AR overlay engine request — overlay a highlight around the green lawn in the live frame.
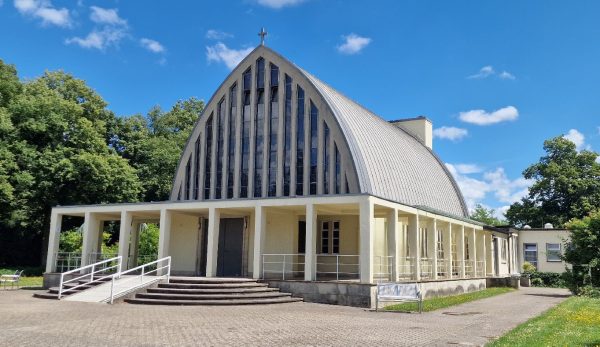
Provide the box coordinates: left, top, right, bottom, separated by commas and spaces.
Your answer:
0, 267, 44, 289
384, 287, 514, 312
488, 296, 600, 347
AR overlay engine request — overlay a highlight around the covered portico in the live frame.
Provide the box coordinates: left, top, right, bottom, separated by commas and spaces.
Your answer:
45, 194, 494, 285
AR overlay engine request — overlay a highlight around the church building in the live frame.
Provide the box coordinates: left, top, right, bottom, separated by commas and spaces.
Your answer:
43, 44, 519, 306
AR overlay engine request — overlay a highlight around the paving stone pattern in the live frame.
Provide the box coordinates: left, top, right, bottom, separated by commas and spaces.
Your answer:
0, 287, 569, 347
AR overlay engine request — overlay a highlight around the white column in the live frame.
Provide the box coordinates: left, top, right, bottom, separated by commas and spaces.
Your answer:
408, 214, 420, 281
158, 209, 172, 259
387, 208, 399, 281
252, 206, 266, 279
359, 198, 374, 283
118, 211, 133, 271
45, 211, 62, 273
81, 212, 101, 266
431, 219, 438, 280
304, 203, 317, 281
458, 225, 465, 278
205, 207, 220, 277
445, 223, 453, 279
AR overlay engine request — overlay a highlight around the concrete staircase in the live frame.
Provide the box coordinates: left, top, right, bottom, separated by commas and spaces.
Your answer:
33, 277, 111, 300
125, 277, 302, 305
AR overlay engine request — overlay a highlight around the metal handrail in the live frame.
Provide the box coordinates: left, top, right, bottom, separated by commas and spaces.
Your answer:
108, 256, 171, 304
374, 255, 394, 281
262, 254, 305, 280
316, 254, 359, 281
58, 256, 122, 299
54, 252, 82, 272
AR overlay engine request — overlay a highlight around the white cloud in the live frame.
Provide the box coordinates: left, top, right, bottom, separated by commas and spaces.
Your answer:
89, 6, 126, 26
206, 29, 233, 40
468, 65, 494, 79
65, 27, 126, 50
468, 65, 516, 80
140, 38, 165, 53
459, 106, 519, 126
256, 0, 305, 9
446, 163, 532, 213
337, 33, 371, 55
563, 129, 586, 151
206, 43, 253, 70
499, 71, 515, 80
454, 164, 483, 175
14, 0, 72, 27
432, 126, 468, 141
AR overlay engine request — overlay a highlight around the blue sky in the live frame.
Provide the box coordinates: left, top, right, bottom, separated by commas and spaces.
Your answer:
2, 0, 599, 218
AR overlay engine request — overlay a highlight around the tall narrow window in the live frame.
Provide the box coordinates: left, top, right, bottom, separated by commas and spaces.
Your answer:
254, 58, 265, 197
323, 122, 330, 194
334, 144, 340, 194
309, 101, 318, 195
344, 173, 350, 194
215, 99, 226, 199
464, 236, 470, 260
184, 158, 191, 200
227, 84, 237, 199
524, 243, 537, 268
295, 87, 305, 195
436, 229, 444, 259
193, 138, 201, 199
283, 75, 292, 196
321, 221, 329, 254
240, 69, 251, 198
420, 228, 428, 258
267, 64, 279, 197
332, 221, 340, 254
203, 113, 214, 199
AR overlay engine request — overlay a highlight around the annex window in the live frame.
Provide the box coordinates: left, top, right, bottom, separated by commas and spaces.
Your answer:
320, 221, 340, 254
240, 68, 252, 198
323, 122, 330, 194
283, 75, 292, 196
546, 243, 561, 262
524, 243, 538, 268
309, 101, 318, 195
215, 98, 226, 199
295, 87, 305, 195
203, 113, 214, 199
254, 58, 265, 198
227, 83, 237, 199
267, 64, 279, 197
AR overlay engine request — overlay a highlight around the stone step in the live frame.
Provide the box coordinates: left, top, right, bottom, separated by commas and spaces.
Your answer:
168, 277, 258, 284
47, 284, 93, 294
136, 292, 291, 301
32, 292, 62, 300
159, 282, 268, 289
147, 287, 279, 295
124, 297, 303, 306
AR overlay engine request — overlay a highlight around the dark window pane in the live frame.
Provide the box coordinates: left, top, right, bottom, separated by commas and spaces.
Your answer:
193, 138, 201, 199
334, 144, 340, 194
254, 58, 265, 197
215, 99, 226, 199
297, 221, 306, 253
185, 157, 191, 200
267, 64, 279, 197
296, 86, 305, 195
240, 70, 252, 198
323, 122, 330, 194
227, 83, 237, 198
204, 113, 214, 199
309, 101, 318, 195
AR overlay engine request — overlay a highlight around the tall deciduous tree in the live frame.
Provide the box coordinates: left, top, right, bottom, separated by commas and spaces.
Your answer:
470, 204, 505, 226
563, 210, 600, 293
506, 136, 600, 227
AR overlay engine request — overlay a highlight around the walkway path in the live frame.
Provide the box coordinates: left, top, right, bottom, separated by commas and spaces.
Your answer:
0, 287, 569, 346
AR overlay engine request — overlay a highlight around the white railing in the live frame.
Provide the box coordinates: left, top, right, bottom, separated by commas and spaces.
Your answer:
316, 254, 359, 281
374, 256, 394, 281
452, 259, 462, 277
58, 256, 122, 299
108, 256, 171, 304
128, 254, 158, 269
398, 257, 415, 280
54, 252, 82, 272
88, 252, 117, 264
436, 259, 450, 279
476, 261, 485, 277
420, 258, 433, 279
464, 260, 475, 278
262, 254, 305, 280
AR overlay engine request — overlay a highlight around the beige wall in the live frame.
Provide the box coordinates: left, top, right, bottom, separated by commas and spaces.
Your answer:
168, 213, 200, 274
518, 229, 570, 273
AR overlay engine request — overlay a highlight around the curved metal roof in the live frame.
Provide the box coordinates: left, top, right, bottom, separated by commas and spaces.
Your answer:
300, 68, 469, 217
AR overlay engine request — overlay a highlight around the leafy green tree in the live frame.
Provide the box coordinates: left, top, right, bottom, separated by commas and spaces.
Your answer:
58, 228, 83, 253
138, 223, 159, 257
563, 210, 600, 294
506, 136, 600, 227
470, 204, 505, 226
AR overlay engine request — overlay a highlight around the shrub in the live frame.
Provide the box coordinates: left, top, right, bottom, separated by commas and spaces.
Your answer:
531, 278, 544, 287
578, 285, 600, 298
522, 262, 537, 275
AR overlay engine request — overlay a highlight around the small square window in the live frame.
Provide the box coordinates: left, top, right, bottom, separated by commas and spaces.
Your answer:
546, 243, 561, 262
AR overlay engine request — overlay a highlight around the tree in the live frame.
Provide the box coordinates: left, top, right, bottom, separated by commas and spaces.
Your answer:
563, 210, 600, 294
506, 136, 600, 227
470, 204, 505, 226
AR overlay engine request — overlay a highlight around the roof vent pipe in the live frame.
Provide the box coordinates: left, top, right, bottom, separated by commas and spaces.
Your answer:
544, 223, 553, 229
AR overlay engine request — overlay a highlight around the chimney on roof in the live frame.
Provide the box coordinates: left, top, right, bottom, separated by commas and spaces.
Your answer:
390, 116, 433, 150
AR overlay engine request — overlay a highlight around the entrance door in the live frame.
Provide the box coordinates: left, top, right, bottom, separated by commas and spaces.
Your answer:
217, 218, 244, 277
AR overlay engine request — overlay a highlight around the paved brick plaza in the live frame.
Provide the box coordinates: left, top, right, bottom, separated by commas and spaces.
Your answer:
0, 287, 569, 347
